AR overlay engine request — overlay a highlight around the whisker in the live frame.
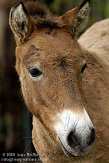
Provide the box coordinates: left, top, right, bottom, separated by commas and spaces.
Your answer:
18, 137, 32, 143
74, 117, 79, 130
32, 132, 58, 145
63, 112, 69, 132
79, 124, 87, 136
23, 139, 32, 153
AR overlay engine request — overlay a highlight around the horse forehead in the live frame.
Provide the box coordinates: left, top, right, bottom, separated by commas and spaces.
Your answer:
28, 30, 76, 51
18, 31, 80, 61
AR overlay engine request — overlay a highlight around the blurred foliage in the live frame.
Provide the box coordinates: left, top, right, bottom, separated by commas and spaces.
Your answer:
41, 0, 109, 27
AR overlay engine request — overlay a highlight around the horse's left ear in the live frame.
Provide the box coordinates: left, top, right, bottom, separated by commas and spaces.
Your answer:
59, 0, 90, 37
9, 2, 32, 43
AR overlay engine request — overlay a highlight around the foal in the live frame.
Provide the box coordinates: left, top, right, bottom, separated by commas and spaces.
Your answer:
9, 0, 109, 162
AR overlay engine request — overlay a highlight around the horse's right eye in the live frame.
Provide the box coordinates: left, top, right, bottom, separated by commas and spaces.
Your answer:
29, 67, 42, 79
81, 63, 87, 74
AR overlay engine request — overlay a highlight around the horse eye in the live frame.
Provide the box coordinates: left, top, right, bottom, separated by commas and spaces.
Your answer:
81, 63, 87, 74
29, 67, 42, 78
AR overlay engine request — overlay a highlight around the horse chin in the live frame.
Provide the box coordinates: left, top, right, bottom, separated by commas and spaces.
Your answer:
58, 138, 91, 158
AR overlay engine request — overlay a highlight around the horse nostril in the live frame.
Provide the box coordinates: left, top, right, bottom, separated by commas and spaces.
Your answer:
67, 131, 80, 148
87, 128, 96, 146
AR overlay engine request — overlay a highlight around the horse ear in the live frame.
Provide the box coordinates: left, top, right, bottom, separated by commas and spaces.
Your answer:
9, 2, 32, 43
59, 0, 90, 37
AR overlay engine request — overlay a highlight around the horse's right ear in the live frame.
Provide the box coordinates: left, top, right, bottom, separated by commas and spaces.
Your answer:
9, 2, 32, 43
59, 0, 90, 38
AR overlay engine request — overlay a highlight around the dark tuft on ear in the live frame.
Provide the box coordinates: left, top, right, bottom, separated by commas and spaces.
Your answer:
79, 0, 90, 9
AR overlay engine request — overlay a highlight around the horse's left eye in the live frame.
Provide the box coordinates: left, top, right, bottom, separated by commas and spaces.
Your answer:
81, 63, 87, 74
29, 67, 42, 78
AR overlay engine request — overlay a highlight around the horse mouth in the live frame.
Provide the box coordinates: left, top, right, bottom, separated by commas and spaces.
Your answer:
58, 138, 72, 157
58, 137, 91, 157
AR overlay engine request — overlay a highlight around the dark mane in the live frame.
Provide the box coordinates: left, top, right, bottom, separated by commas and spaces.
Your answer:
24, 0, 50, 19
24, 0, 61, 29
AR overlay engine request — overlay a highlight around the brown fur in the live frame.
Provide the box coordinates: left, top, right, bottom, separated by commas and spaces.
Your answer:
10, 0, 109, 162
